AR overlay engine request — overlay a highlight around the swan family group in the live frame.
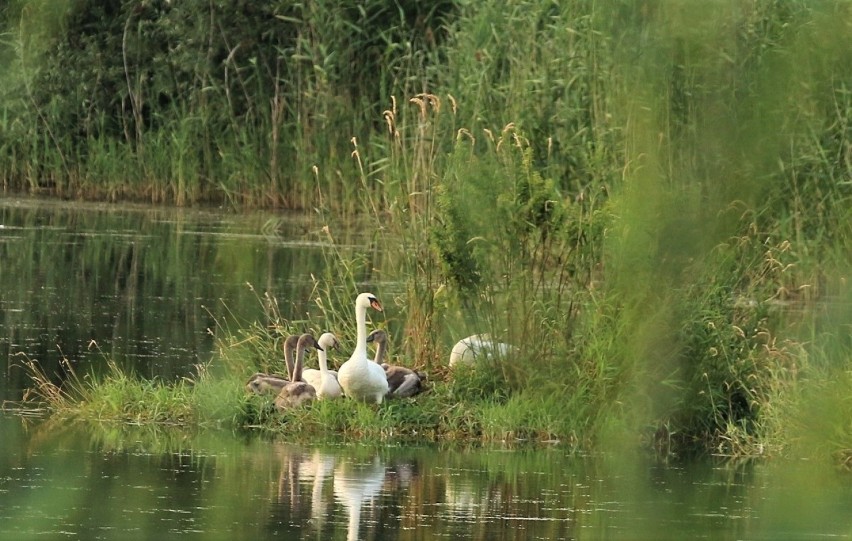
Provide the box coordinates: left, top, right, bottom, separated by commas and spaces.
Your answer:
245, 292, 427, 410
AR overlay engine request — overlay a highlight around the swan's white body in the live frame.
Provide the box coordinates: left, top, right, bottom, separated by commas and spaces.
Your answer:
337, 293, 389, 404
305, 332, 343, 400
449, 334, 516, 367
302, 365, 338, 391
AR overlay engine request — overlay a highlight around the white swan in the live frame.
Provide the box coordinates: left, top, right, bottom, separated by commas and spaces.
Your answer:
337, 292, 389, 404
448, 333, 516, 368
275, 333, 320, 410
303, 332, 343, 400
367, 329, 427, 398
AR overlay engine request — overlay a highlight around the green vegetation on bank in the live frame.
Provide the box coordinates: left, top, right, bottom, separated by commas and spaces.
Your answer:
7, 1, 851, 462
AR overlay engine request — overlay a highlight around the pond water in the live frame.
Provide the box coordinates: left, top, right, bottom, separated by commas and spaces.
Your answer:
0, 197, 347, 402
1, 197, 851, 540
2, 416, 851, 540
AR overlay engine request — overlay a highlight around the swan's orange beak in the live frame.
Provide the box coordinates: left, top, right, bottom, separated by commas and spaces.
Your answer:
370, 298, 383, 312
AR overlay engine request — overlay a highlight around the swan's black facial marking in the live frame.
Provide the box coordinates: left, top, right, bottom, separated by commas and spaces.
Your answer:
369, 297, 383, 312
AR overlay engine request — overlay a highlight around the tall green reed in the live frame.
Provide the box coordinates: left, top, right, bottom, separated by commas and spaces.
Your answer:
7, 0, 850, 458
596, 0, 851, 456
0, 0, 453, 208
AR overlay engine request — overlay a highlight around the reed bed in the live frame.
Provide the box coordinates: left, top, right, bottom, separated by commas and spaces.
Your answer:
6, 1, 851, 461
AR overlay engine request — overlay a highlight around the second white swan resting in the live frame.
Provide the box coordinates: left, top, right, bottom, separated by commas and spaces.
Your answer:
337, 292, 389, 404
366, 329, 426, 398
448, 334, 516, 368
303, 332, 343, 400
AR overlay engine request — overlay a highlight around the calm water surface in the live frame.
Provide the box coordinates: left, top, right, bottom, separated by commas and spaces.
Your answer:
0, 197, 348, 401
1, 417, 850, 540
1, 198, 851, 540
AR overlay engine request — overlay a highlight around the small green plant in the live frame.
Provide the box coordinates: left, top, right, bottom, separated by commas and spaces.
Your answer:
22, 353, 240, 427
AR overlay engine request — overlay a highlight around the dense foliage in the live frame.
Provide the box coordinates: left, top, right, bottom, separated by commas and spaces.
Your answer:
7, 1, 850, 459
1, 0, 454, 204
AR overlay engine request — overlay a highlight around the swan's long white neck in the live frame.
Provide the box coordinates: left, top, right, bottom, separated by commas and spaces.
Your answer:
355, 302, 368, 364
318, 349, 329, 374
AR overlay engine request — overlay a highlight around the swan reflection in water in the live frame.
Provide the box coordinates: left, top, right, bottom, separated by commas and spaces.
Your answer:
272, 445, 339, 530
333, 454, 387, 541
271, 446, 416, 540
299, 449, 337, 527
